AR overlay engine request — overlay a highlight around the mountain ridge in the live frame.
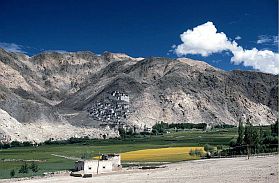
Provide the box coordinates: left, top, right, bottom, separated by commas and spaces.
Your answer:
0, 49, 277, 142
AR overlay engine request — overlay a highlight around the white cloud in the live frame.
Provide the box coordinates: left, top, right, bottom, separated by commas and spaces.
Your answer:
273, 36, 278, 45
45, 50, 70, 54
230, 45, 279, 74
256, 35, 272, 44
174, 22, 279, 74
0, 42, 26, 53
257, 35, 278, 45
235, 36, 242, 40
175, 22, 231, 56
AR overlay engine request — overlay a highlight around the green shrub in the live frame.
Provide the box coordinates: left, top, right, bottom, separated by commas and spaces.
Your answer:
204, 144, 214, 152
11, 141, 22, 147
10, 169, 15, 177
22, 141, 32, 147
229, 139, 237, 147
189, 149, 203, 156
18, 163, 28, 174
29, 162, 38, 173
217, 145, 223, 151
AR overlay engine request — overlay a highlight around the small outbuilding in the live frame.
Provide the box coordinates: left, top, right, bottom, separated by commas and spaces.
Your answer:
72, 154, 121, 177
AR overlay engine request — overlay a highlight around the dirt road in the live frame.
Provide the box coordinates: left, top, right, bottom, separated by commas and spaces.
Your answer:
2, 155, 278, 183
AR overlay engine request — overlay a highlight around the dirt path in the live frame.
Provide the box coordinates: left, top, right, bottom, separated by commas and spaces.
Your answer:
2, 155, 278, 183
51, 154, 80, 160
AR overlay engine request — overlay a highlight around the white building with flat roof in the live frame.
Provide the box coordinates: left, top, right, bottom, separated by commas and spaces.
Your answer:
72, 154, 121, 177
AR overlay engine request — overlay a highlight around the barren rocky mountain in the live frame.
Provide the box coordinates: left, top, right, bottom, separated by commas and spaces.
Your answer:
0, 48, 277, 142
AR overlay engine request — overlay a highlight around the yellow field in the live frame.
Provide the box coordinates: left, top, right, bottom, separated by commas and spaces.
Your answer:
120, 147, 205, 162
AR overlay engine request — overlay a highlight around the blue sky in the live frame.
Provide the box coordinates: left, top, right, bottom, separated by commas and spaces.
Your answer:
0, 0, 278, 73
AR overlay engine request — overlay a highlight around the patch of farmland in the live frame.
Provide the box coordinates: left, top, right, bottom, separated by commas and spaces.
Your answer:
120, 147, 205, 162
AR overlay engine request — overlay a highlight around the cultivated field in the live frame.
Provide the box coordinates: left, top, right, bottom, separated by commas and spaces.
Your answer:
120, 146, 205, 161
0, 129, 237, 179
1, 156, 277, 183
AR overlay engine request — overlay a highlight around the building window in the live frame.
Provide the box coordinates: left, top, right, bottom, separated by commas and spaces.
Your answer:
88, 167, 92, 170
103, 166, 106, 169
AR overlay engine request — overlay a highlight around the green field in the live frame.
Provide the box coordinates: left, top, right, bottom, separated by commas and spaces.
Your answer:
0, 128, 237, 179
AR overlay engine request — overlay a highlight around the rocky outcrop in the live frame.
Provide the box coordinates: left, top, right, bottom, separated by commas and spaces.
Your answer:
0, 48, 277, 142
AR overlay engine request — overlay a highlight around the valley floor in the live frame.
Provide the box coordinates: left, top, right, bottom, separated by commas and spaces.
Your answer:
2, 155, 278, 183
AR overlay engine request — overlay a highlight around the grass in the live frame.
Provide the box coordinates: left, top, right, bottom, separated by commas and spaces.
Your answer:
0, 128, 237, 179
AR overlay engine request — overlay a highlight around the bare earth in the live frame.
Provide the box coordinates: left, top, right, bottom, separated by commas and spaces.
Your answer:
2, 156, 278, 183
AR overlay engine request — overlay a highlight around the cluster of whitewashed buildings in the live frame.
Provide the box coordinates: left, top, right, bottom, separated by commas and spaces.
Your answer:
87, 91, 130, 125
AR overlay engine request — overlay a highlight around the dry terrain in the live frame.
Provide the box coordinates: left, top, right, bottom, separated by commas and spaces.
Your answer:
0, 48, 278, 142
2, 156, 278, 183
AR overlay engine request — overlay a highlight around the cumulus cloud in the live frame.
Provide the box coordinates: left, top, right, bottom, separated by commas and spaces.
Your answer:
0, 42, 26, 53
175, 22, 231, 56
174, 21, 279, 74
230, 45, 279, 74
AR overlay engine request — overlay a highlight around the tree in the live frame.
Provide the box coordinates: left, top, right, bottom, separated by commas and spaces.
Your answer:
217, 145, 223, 156
204, 144, 214, 158
29, 162, 38, 173
229, 139, 237, 147
252, 127, 260, 148
204, 144, 214, 153
244, 122, 260, 156
259, 126, 264, 143
3, 143, 10, 149
118, 127, 126, 139
271, 120, 278, 136
133, 125, 137, 134
151, 129, 158, 135
263, 135, 278, 152
18, 163, 29, 174
126, 128, 133, 136
237, 120, 244, 145
22, 141, 32, 147
11, 141, 22, 147
152, 121, 168, 134
244, 122, 253, 145
10, 169, 15, 177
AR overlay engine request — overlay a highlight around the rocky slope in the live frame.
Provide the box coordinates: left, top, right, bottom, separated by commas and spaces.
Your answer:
0, 48, 277, 142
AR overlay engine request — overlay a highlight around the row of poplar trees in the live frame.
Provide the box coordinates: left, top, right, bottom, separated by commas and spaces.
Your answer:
234, 116, 278, 156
